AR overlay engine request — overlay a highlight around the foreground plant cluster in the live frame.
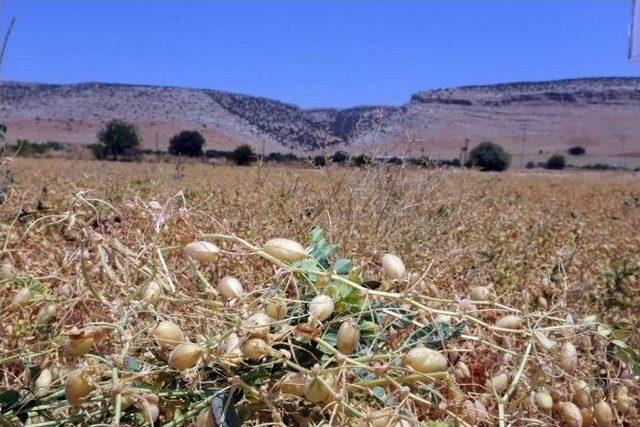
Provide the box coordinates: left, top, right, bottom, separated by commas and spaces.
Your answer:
1, 159, 639, 426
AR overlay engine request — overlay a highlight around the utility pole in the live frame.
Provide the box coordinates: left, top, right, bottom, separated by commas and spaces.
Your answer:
459, 139, 469, 165
519, 123, 528, 169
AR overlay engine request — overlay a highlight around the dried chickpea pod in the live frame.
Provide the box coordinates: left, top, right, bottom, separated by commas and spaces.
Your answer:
336, 318, 360, 354
168, 343, 203, 370
308, 295, 334, 322
184, 241, 220, 262
534, 391, 553, 411
265, 299, 287, 320
558, 342, 578, 372
65, 369, 94, 405
219, 276, 244, 300
558, 402, 582, 427
152, 321, 186, 348
242, 313, 272, 336
381, 253, 406, 280
486, 373, 509, 394
594, 400, 613, 427
242, 338, 268, 360
403, 347, 448, 374
264, 238, 307, 262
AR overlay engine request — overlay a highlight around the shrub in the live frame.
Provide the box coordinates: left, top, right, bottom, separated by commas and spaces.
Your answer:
168, 131, 205, 157
568, 146, 586, 156
387, 157, 403, 165
352, 154, 374, 167
265, 152, 300, 163
312, 155, 326, 167
331, 151, 349, 164
8, 140, 65, 156
407, 157, 433, 168
525, 161, 536, 169
229, 144, 256, 166
96, 120, 141, 158
205, 149, 231, 159
546, 154, 566, 170
440, 158, 461, 167
88, 144, 107, 160
467, 142, 511, 171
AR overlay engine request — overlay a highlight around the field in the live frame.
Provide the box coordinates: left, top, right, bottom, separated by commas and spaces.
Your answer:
1, 158, 639, 426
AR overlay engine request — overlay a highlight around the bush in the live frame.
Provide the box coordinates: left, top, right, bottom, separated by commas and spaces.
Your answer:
467, 142, 511, 171
169, 131, 205, 157
88, 144, 107, 160
440, 158, 461, 167
265, 152, 300, 163
568, 146, 586, 156
387, 157, 404, 165
331, 151, 349, 164
229, 144, 256, 166
525, 161, 536, 169
205, 149, 231, 159
407, 157, 433, 168
312, 155, 326, 167
96, 120, 141, 158
546, 154, 566, 170
352, 154, 374, 167
8, 140, 65, 156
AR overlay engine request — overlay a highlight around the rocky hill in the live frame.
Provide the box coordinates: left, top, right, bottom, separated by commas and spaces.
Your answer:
2, 77, 640, 158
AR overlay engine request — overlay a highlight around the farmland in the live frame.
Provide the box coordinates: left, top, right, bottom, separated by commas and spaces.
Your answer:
1, 158, 639, 426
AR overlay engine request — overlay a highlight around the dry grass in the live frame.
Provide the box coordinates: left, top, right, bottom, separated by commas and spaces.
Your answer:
1, 158, 639, 426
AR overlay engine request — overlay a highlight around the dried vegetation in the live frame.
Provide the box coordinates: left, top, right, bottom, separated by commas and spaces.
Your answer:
1, 158, 639, 426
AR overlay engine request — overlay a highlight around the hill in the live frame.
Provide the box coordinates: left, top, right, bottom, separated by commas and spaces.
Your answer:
2, 77, 640, 158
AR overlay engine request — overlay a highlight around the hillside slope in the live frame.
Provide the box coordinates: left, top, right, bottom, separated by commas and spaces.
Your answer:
2, 77, 640, 158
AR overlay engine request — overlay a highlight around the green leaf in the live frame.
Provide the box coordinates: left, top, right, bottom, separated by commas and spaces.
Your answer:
123, 356, 143, 372
406, 322, 466, 348
307, 227, 338, 268
333, 258, 352, 275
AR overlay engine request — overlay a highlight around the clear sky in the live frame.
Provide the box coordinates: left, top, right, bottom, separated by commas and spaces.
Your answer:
1, 0, 638, 108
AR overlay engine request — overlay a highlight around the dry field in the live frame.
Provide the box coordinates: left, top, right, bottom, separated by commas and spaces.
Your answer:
1, 158, 639, 426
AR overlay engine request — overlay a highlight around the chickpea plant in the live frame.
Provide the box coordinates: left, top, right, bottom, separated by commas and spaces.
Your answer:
1, 215, 638, 426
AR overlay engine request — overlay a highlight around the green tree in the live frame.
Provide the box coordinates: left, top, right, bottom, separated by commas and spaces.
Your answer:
353, 154, 374, 167
312, 155, 327, 167
567, 146, 586, 156
229, 144, 256, 166
169, 130, 205, 157
331, 151, 349, 164
96, 120, 140, 158
546, 154, 566, 170
467, 142, 511, 171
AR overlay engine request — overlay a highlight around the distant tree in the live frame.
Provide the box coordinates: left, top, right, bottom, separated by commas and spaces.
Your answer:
387, 156, 403, 165
440, 158, 461, 167
205, 149, 231, 159
265, 152, 285, 162
546, 154, 566, 170
168, 130, 205, 157
312, 155, 326, 167
96, 120, 140, 158
331, 151, 349, 164
353, 154, 374, 167
525, 161, 536, 169
467, 142, 511, 171
229, 144, 256, 166
567, 146, 586, 156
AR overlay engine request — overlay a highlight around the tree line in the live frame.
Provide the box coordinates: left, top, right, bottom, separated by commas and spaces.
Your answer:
9, 119, 600, 171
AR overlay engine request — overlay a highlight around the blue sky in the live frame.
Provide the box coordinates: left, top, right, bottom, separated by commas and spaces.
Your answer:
1, 0, 638, 108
